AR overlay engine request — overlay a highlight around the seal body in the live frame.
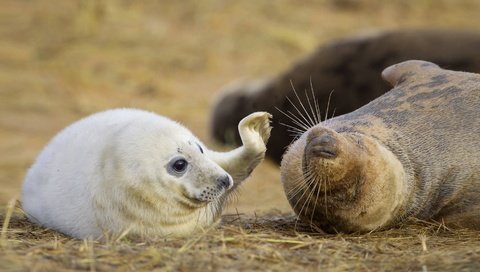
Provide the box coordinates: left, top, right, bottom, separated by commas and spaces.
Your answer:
210, 29, 480, 164
22, 109, 271, 239
280, 60, 480, 232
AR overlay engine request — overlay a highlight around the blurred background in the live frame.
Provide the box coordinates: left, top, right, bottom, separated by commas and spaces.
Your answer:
1, 0, 480, 214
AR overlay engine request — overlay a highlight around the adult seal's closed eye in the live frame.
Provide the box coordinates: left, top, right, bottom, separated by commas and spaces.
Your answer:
280, 60, 480, 233
22, 109, 272, 239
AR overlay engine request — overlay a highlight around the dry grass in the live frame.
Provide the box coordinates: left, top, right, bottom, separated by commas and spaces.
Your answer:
2, 0, 480, 270
2, 202, 480, 271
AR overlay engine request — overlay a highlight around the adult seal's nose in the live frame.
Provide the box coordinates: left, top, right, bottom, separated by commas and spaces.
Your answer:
217, 175, 232, 190
307, 134, 338, 159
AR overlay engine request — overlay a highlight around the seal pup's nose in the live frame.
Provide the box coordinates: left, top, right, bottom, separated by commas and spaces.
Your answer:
217, 175, 232, 190
307, 133, 338, 159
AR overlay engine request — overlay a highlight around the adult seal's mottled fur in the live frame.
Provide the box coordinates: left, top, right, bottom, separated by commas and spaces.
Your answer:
210, 29, 480, 164
280, 60, 480, 233
22, 109, 271, 239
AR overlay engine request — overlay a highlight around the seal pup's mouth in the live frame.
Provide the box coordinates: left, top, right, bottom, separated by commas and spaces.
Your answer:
179, 192, 211, 208
197, 175, 232, 202
184, 175, 233, 206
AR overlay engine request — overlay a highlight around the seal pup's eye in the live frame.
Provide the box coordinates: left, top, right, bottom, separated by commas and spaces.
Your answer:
172, 159, 188, 172
168, 157, 189, 176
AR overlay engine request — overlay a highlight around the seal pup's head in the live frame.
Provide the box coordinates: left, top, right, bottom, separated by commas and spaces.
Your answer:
280, 117, 407, 233
95, 114, 234, 237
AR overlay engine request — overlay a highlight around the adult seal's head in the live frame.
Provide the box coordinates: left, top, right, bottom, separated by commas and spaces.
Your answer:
281, 60, 480, 233
22, 109, 272, 239
281, 124, 406, 233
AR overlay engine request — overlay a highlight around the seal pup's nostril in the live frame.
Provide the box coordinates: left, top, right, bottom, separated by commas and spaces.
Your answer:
217, 175, 232, 190
309, 134, 338, 159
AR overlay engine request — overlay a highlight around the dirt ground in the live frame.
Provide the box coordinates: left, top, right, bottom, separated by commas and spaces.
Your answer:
1, 0, 480, 271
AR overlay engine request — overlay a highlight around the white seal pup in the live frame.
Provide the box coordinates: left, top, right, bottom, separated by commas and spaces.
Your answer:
22, 108, 272, 239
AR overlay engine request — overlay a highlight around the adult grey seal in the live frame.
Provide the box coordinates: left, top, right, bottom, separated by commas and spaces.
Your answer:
22, 109, 272, 239
280, 60, 480, 233
210, 29, 480, 164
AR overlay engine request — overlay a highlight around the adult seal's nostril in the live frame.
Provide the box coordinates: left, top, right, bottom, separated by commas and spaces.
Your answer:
217, 175, 232, 190
308, 134, 338, 159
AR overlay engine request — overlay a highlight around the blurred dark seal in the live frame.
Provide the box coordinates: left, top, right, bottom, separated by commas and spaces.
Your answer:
280, 60, 480, 233
210, 29, 480, 164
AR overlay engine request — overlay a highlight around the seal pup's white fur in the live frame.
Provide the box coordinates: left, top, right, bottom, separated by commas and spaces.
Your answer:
22, 108, 271, 239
